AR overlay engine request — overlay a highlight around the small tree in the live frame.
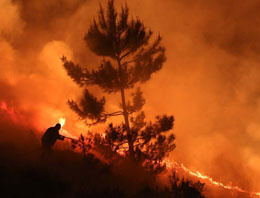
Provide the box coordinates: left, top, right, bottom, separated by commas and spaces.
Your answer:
62, 0, 175, 172
170, 172, 206, 198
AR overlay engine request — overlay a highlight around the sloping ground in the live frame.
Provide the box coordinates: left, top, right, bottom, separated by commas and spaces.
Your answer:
0, 141, 206, 198
0, 141, 154, 198
0, 114, 205, 198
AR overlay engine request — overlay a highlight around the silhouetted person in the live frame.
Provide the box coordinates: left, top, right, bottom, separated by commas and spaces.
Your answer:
41, 123, 64, 156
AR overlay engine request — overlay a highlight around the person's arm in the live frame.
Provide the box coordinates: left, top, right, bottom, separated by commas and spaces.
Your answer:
56, 130, 65, 141
58, 134, 65, 141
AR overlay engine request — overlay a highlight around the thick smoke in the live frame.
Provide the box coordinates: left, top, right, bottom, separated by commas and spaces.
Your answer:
128, 0, 260, 193
0, 0, 260, 196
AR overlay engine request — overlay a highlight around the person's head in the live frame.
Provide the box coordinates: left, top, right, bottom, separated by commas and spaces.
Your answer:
55, 123, 61, 130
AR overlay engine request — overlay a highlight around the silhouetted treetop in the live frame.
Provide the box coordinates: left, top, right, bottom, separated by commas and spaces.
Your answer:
85, 1, 152, 59
63, 0, 165, 94
62, 0, 173, 163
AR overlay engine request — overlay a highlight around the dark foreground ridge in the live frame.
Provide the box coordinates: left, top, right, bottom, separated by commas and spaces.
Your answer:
0, 142, 206, 198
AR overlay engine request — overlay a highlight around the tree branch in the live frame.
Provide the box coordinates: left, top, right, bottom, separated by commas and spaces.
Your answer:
103, 111, 124, 117
121, 59, 137, 66
119, 50, 132, 61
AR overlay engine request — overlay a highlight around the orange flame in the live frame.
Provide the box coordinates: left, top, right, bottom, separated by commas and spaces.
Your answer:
57, 117, 260, 197
58, 117, 78, 139
164, 159, 260, 197
59, 117, 66, 128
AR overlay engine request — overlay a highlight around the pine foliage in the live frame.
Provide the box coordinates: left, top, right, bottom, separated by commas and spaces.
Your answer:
62, 0, 166, 125
62, 0, 175, 173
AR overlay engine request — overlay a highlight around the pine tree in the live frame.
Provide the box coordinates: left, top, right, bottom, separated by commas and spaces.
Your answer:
62, 0, 175, 168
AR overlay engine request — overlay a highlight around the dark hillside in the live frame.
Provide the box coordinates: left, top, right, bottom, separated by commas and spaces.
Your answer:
0, 139, 205, 198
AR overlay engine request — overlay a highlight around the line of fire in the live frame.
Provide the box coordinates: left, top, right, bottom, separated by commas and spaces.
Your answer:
1, 0, 260, 198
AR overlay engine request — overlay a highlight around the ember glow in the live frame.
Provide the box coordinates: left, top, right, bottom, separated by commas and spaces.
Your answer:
164, 159, 260, 197
55, 119, 260, 197
1, 0, 260, 197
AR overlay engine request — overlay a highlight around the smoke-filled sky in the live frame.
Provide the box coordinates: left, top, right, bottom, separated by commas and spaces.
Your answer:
1, 0, 260, 195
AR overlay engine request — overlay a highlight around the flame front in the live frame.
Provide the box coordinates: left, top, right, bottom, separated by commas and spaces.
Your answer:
58, 116, 260, 197
164, 159, 260, 197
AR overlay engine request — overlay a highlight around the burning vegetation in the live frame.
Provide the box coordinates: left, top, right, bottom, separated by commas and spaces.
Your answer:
0, 0, 260, 197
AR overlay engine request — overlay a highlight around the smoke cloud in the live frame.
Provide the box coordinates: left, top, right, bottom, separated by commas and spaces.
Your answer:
1, 0, 260, 196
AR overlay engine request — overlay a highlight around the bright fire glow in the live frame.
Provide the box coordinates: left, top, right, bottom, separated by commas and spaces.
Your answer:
57, 117, 260, 197
58, 117, 78, 139
59, 117, 66, 128
164, 159, 260, 197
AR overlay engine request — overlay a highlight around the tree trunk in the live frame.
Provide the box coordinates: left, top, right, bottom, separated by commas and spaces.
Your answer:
117, 58, 134, 158
120, 88, 134, 157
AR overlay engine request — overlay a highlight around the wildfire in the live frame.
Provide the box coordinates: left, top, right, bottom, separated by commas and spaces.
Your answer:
164, 159, 260, 197
59, 117, 66, 127
0, 101, 17, 122
58, 117, 78, 139
59, 117, 260, 197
